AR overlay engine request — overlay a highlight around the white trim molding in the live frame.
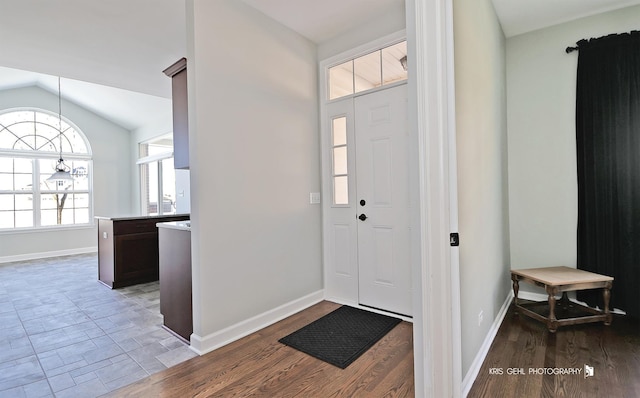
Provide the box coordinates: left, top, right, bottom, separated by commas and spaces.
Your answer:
407, 0, 460, 396
461, 292, 513, 397
318, 31, 409, 320
326, 296, 414, 324
319, 30, 407, 104
0, 246, 97, 264
189, 290, 324, 356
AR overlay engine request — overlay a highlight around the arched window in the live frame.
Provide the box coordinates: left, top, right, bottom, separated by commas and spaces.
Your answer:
0, 108, 92, 229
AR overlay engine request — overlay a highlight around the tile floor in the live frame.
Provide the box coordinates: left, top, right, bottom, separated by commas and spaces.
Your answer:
0, 253, 197, 397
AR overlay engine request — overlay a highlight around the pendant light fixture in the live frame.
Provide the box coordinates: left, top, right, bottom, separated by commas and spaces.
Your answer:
46, 77, 74, 184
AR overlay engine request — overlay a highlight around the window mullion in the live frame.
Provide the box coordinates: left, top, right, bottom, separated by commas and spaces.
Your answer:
140, 164, 148, 214
379, 50, 383, 88
33, 158, 41, 227
157, 160, 164, 215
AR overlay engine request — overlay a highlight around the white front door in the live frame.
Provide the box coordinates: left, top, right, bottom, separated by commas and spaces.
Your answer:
322, 84, 411, 317
355, 84, 411, 316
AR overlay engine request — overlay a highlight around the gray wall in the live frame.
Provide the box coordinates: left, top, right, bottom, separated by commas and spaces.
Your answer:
453, 0, 511, 376
316, 2, 406, 60
507, 5, 640, 274
0, 86, 133, 261
187, 0, 321, 342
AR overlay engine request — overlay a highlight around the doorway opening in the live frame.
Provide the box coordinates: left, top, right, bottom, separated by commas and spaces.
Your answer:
321, 36, 411, 317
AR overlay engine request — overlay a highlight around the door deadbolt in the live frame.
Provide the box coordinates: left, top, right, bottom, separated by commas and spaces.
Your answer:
360, 199, 366, 206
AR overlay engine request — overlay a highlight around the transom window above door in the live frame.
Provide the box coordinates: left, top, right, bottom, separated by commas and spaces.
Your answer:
328, 41, 407, 100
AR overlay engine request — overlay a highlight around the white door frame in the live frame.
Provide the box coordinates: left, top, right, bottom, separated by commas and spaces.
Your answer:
319, 31, 410, 312
407, 0, 461, 396
319, 0, 461, 393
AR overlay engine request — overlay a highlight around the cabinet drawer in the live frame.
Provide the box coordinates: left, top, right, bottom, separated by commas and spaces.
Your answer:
113, 220, 158, 235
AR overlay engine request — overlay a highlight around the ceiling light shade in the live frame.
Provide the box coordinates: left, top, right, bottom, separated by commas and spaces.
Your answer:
400, 55, 407, 71
46, 158, 74, 183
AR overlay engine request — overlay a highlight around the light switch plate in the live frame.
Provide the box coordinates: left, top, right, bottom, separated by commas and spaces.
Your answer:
309, 192, 321, 204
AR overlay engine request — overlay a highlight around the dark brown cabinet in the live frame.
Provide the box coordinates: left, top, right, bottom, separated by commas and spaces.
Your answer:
158, 223, 192, 342
163, 58, 189, 170
97, 215, 189, 288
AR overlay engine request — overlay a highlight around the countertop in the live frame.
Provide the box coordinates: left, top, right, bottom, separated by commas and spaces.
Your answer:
95, 214, 190, 221
156, 220, 191, 231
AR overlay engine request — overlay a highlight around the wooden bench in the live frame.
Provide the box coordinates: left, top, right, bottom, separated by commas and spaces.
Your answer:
510, 266, 613, 333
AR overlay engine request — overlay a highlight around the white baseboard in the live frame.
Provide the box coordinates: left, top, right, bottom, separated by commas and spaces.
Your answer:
461, 291, 513, 397
0, 247, 97, 264
517, 290, 547, 302
189, 290, 325, 356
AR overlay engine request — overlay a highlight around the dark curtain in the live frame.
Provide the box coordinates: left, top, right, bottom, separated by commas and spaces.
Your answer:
575, 31, 640, 317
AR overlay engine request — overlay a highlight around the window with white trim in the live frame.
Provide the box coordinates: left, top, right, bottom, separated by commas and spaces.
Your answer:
0, 109, 92, 230
138, 134, 176, 216
328, 40, 408, 100
332, 116, 349, 205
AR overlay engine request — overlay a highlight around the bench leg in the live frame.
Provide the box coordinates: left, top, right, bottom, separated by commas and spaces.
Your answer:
560, 292, 570, 311
603, 282, 612, 326
511, 275, 519, 308
546, 285, 558, 333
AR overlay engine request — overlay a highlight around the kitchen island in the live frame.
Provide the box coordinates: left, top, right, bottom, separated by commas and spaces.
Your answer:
96, 214, 189, 288
157, 220, 192, 342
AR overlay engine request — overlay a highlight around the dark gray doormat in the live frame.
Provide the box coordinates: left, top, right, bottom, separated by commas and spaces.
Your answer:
278, 305, 402, 369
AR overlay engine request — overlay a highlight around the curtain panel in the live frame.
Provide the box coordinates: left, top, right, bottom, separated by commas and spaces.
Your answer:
575, 31, 640, 317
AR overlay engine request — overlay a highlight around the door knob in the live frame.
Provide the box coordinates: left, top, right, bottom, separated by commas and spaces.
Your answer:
360, 199, 366, 206
358, 213, 368, 221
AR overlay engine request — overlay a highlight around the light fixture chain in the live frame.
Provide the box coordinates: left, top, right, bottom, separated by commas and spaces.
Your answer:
58, 76, 62, 155
46, 76, 73, 185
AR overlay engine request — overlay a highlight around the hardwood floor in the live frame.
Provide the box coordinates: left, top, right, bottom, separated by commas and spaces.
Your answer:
468, 302, 640, 398
105, 301, 414, 397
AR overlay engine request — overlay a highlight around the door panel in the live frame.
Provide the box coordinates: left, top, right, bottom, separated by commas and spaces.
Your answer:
333, 223, 353, 276
372, 227, 394, 284
371, 138, 393, 205
356, 84, 411, 316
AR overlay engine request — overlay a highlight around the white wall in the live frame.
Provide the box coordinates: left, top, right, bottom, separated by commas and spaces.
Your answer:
453, 0, 511, 376
317, 2, 406, 60
507, 5, 640, 273
186, 0, 321, 349
0, 86, 133, 261
174, 169, 191, 214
